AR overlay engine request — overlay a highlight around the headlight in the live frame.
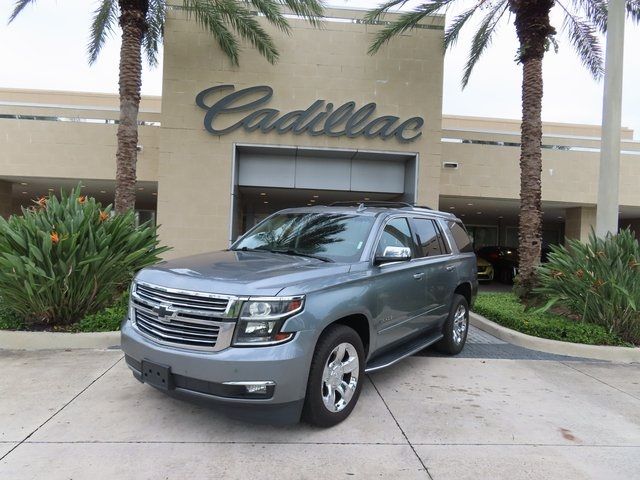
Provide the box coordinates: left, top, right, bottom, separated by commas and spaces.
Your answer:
233, 296, 304, 346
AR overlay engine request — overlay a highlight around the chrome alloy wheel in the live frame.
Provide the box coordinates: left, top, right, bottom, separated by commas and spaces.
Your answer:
452, 304, 468, 344
321, 342, 359, 413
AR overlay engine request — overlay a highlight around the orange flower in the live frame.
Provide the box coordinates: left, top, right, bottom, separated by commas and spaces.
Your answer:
78, 195, 87, 204
36, 196, 48, 209
99, 210, 109, 223
50, 231, 60, 244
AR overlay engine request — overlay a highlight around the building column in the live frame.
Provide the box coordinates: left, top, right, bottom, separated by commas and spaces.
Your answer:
564, 207, 597, 243
0, 180, 12, 219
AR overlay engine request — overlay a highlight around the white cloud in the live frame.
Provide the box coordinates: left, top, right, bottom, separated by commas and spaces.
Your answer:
0, 0, 637, 138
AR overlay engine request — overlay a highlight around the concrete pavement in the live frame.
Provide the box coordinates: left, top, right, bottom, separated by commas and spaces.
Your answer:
1, 336, 639, 479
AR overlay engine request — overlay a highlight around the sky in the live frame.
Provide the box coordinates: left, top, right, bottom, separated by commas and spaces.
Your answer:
0, 0, 638, 139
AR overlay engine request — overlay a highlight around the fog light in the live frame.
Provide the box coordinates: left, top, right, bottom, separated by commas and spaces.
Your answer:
246, 384, 268, 394
222, 381, 276, 398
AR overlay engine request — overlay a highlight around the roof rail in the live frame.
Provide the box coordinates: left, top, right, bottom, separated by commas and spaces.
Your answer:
329, 201, 437, 211
330, 201, 415, 209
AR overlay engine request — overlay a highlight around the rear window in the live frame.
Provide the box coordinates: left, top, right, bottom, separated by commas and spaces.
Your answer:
447, 221, 473, 253
413, 218, 445, 257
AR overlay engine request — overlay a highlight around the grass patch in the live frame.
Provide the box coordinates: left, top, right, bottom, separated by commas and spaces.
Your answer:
0, 302, 25, 330
474, 292, 631, 347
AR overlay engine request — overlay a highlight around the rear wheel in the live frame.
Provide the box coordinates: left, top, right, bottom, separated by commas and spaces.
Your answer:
302, 324, 364, 427
435, 294, 469, 355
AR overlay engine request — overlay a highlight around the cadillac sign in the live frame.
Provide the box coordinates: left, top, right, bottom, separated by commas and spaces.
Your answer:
195, 85, 424, 143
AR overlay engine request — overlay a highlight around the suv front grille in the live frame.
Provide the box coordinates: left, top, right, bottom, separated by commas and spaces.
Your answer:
131, 282, 237, 351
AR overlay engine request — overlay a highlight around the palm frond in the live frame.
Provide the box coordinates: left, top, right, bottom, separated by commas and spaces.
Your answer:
184, 0, 280, 65
8, 0, 37, 23
461, 0, 508, 87
143, 0, 166, 67
88, 0, 119, 65
276, 0, 325, 27
557, 1, 604, 79
247, 0, 291, 33
368, 0, 453, 55
364, 0, 411, 23
626, 0, 640, 23
444, 1, 487, 51
570, 0, 607, 32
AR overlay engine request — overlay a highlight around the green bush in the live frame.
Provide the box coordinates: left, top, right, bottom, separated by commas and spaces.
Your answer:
0, 186, 169, 327
535, 229, 640, 345
70, 293, 128, 332
474, 293, 629, 346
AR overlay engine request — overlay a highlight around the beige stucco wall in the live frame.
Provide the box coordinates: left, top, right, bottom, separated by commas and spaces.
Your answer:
565, 207, 597, 242
439, 128, 640, 207
158, 7, 446, 258
0, 89, 160, 182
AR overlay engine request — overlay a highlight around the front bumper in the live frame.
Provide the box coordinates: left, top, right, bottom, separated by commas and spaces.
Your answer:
121, 319, 315, 423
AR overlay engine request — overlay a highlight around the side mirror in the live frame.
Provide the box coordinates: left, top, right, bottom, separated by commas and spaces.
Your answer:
374, 246, 412, 265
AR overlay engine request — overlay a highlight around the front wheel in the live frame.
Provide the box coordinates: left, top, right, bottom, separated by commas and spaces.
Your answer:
302, 324, 365, 427
435, 294, 469, 355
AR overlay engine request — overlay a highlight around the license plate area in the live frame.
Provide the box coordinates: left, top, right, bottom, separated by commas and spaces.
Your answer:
141, 360, 174, 390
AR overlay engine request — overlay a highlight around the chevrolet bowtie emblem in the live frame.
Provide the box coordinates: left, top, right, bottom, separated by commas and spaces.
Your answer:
154, 305, 176, 323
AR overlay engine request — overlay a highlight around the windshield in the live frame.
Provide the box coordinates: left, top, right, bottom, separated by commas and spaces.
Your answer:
232, 212, 375, 263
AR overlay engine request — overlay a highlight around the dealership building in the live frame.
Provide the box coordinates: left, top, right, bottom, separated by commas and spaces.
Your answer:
1, 7, 640, 259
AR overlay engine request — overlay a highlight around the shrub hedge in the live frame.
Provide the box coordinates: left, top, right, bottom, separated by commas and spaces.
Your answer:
474, 292, 630, 346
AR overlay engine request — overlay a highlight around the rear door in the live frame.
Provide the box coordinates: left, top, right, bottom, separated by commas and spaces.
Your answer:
410, 216, 458, 330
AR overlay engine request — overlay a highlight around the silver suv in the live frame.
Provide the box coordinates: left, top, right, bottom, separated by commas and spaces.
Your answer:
121, 202, 477, 427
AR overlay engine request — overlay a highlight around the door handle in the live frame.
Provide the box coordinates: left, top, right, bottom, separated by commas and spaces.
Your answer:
413, 273, 425, 280
445, 265, 456, 271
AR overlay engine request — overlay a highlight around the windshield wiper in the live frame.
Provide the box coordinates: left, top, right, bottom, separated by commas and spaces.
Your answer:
269, 249, 333, 263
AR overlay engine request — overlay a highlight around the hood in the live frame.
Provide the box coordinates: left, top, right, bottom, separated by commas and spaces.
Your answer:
135, 250, 351, 296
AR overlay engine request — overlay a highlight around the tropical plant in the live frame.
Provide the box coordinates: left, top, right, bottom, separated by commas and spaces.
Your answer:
536, 229, 640, 344
365, 0, 640, 298
0, 186, 169, 327
9, 0, 324, 213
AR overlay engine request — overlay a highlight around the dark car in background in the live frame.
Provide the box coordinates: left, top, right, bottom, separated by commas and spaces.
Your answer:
476, 246, 551, 284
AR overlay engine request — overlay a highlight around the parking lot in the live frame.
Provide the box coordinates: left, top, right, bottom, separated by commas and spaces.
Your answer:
1, 327, 639, 480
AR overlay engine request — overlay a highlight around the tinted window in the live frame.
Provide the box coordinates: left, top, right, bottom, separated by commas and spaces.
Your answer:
376, 217, 414, 256
233, 213, 374, 263
413, 218, 444, 257
447, 221, 473, 253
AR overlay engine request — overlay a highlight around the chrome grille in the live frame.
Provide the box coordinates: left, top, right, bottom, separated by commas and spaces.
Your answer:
131, 282, 237, 351
135, 283, 230, 314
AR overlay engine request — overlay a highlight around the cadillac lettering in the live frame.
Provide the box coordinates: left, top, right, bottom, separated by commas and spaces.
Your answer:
195, 85, 424, 143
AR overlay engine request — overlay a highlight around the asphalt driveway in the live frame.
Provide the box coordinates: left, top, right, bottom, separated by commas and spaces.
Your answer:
1, 330, 639, 480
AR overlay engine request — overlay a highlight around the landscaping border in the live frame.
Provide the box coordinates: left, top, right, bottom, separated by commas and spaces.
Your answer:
471, 312, 640, 363
0, 330, 120, 351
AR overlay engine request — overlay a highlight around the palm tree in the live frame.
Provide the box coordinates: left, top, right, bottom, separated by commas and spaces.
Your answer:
9, 0, 324, 213
366, 0, 639, 298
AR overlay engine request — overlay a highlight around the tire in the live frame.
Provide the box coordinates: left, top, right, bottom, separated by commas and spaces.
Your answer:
302, 324, 365, 428
435, 294, 469, 355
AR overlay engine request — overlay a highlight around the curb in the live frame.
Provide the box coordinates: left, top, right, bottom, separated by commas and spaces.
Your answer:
0, 330, 120, 351
470, 312, 640, 363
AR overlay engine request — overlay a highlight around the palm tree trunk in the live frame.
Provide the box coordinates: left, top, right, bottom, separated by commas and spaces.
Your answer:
115, 0, 147, 213
517, 56, 544, 295
511, 0, 555, 298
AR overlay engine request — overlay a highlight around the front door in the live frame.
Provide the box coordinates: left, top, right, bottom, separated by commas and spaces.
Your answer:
371, 216, 427, 349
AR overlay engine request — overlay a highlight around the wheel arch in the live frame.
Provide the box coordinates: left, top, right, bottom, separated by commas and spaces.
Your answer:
321, 313, 372, 358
